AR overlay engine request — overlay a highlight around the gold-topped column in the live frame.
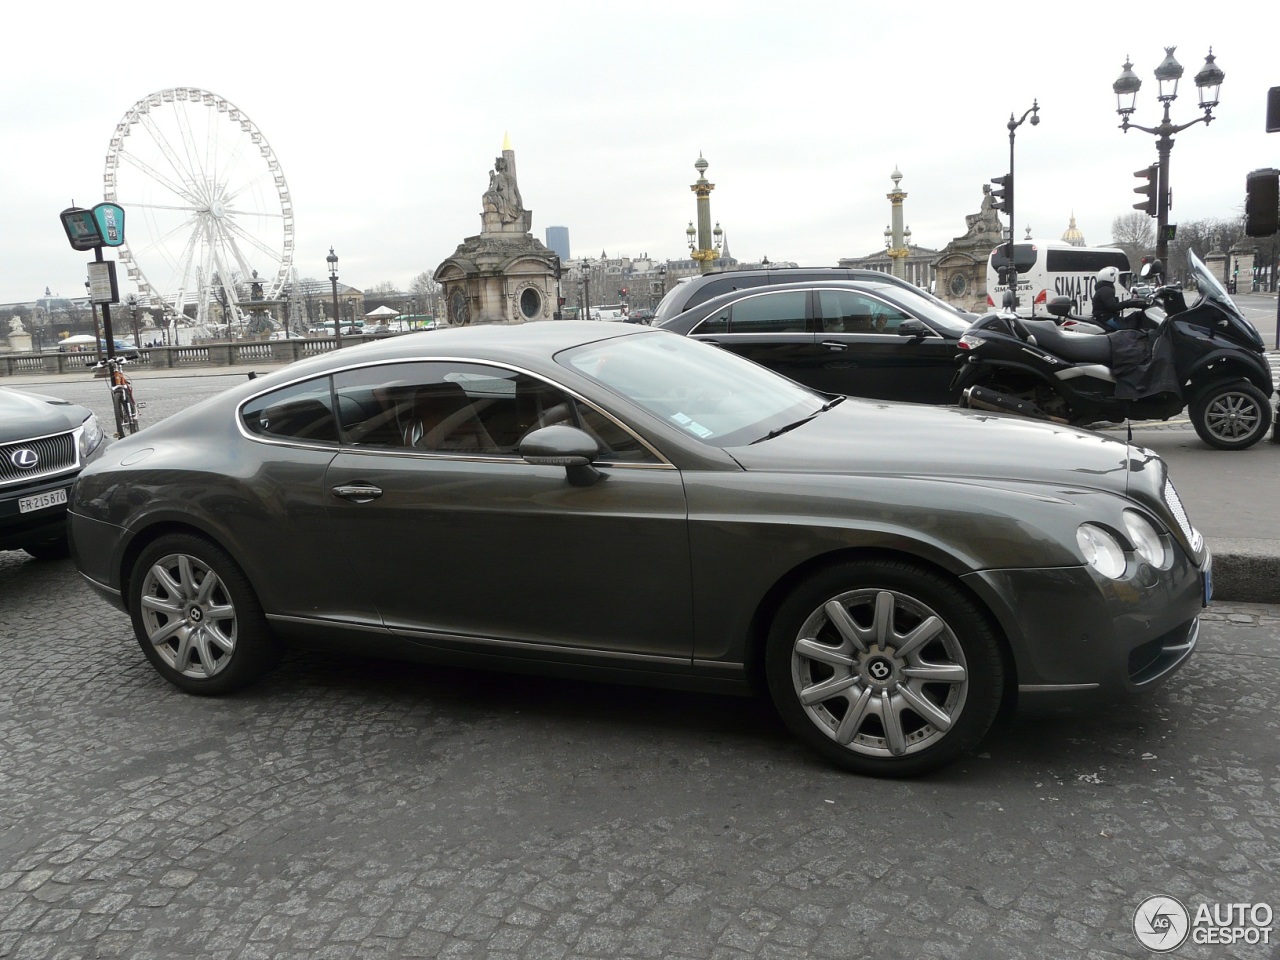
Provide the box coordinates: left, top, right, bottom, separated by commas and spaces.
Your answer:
687, 154, 723, 274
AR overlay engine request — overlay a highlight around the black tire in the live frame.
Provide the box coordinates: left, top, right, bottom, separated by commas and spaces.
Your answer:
1189, 379, 1272, 450
23, 536, 71, 561
111, 389, 139, 437
128, 533, 277, 695
765, 560, 1005, 777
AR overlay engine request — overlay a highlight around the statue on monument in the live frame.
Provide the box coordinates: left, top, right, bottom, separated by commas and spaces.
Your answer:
9, 315, 24, 335
483, 156, 524, 224
962, 185, 1003, 239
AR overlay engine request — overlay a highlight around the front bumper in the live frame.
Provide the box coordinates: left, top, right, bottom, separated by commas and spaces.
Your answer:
0, 475, 76, 552
960, 544, 1207, 711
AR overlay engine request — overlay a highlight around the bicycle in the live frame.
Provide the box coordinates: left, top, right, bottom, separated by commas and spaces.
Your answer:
92, 354, 141, 438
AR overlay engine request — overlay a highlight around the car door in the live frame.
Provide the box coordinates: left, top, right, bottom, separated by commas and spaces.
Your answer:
322, 360, 695, 660
811, 288, 959, 403
689, 290, 821, 383
238, 376, 379, 627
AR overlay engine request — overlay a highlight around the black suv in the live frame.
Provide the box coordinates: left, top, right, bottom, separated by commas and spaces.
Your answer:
1, 387, 107, 559
652, 267, 976, 326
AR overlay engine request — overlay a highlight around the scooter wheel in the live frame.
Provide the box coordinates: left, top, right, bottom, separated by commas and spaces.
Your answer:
1189, 380, 1273, 450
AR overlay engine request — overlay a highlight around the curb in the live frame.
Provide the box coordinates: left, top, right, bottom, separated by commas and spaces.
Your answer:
1208, 538, 1280, 604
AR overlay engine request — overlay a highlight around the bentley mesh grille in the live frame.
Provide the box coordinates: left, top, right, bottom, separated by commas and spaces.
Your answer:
1163, 478, 1202, 553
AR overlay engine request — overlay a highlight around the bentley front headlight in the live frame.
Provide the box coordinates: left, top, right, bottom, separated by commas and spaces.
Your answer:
1076, 523, 1126, 579
1123, 510, 1169, 569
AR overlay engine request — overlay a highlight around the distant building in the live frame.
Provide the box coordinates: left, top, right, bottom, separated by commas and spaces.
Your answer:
1061, 215, 1086, 247
837, 245, 940, 291
545, 226, 570, 262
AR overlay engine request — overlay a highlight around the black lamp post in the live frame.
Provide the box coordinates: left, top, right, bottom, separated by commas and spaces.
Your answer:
552, 255, 562, 321
997, 101, 1039, 309
85, 278, 103, 351
327, 247, 343, 348
581, 259, 592, 320
125, 293, 141, 349
1113, 47, 1224, 263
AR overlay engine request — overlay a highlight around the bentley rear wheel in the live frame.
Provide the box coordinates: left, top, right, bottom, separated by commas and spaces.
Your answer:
129, 534, 277, 694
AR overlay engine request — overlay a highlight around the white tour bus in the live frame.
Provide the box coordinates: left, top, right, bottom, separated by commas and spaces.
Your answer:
986, 240, 1132, 317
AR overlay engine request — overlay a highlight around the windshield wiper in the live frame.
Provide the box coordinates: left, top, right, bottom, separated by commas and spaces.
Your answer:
751, 398, 842, 443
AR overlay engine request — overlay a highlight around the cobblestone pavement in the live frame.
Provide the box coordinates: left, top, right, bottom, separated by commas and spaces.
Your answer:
1, 550, 1278, 960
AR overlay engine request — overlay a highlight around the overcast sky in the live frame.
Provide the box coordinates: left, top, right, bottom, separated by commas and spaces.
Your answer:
2, 0, 1275, 306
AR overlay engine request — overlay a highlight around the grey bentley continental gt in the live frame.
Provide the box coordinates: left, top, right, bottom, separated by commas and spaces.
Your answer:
69, 321, 1208, 776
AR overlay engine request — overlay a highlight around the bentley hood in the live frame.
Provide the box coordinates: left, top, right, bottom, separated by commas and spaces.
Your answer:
726, 398, 1139, 496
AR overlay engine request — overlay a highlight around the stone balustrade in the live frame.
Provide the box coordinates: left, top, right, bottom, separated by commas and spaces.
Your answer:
0, 334, 392, 377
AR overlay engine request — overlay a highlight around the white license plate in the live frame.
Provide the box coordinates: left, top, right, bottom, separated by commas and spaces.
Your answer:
18, 488, 68, 514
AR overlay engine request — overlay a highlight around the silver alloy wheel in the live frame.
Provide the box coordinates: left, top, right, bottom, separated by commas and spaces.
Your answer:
1202, 389, 1264, 443
790, 588, 969, 758
138, 552, 238, 679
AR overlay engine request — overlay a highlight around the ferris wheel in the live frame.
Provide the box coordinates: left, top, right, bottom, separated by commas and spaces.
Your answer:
103, 87, 295, 331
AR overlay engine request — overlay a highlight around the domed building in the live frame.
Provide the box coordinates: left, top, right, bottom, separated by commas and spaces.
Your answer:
1061, 215, 1086, 247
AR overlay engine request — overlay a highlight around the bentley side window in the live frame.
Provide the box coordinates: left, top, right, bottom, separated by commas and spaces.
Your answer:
241, 378, 339, 444
329, 361, 656, 461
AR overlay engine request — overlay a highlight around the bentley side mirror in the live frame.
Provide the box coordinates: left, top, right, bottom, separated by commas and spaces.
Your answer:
520, 424, 603, 486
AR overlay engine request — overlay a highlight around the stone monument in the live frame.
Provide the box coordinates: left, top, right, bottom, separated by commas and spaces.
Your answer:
931, 185, 1007, 312
436, 137, 559, 325
4, 315, 32, 354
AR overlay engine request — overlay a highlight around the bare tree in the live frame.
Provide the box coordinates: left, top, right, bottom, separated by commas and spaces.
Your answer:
410, 270, 440, 316
365, 280, 401, 296
1166, 217, 1247, 283
1110, 213, 1154, 270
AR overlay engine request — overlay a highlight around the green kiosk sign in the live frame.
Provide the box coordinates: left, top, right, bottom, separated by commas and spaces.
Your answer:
59, 202, 126, 250
94, 203, 125, 247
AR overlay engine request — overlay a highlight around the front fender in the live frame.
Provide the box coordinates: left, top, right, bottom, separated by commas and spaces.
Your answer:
1185, 349, 1273, 394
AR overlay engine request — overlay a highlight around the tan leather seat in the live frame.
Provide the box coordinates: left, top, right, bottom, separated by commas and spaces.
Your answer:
402, 382, 496, 452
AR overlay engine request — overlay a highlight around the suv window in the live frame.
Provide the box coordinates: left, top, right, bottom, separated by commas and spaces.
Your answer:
728, 291, 808, 333
818, 290, 910, 334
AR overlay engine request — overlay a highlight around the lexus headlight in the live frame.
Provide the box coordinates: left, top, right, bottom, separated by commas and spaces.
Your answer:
78, 414, 105, 457
1123, 510, 1170, 569
1076, 523, 1126, 579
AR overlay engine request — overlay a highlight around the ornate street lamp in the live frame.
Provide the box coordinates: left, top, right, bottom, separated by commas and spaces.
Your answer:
1000, 103, 1039, 307
327, 247, 343, 348
1113, 48, 1225, 262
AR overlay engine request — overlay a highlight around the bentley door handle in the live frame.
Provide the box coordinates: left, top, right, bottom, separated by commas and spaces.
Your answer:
820, 340, 849, 351
331, 484, 383, 502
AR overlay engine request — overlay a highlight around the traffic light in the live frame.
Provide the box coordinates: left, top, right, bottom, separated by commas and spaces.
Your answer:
990, 174, 1013, 214
1133, 163, 1158, 217
1245, 168, 1279, 237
